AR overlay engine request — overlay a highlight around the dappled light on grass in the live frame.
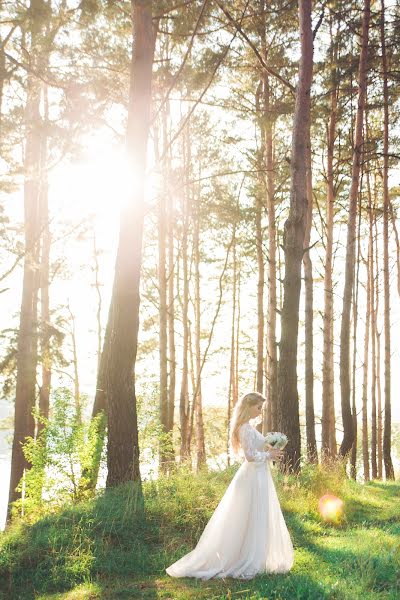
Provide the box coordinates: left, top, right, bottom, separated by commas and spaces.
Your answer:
0, 469, 399, 599
318, 494, 344, 525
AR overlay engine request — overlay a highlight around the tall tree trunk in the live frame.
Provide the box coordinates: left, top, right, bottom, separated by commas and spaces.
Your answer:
38, 86, 51, 436
376, 331, 383, 480
369, 205, 377, 479
322, 20, 337, 461
76, 231, 105, 493
193, 206, 206, 471
303, 144, 317, 463
255, 163, 264, 396
188, 322, 195, 451
179, 124, 190, 462
380, 0, 394, 480
264, 80, 277, 433
105, 0, 157, 488
329, 317, 337, 456
234, 264, 240, 409
277, 0, 313, 473
67, 304, 81, 423
92, 232, 103, 375
339, 0, 370, 458
374, 196, 383, 480
7, 0, 45, 523
255, 23, 266, 397
155, 117, 169, 473
167, 166, 176, 447
361, 238, 371, 482
228, 225, 237, 466
350, 196, 362, 480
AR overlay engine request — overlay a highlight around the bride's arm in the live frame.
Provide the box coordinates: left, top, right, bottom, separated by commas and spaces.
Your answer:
239, 425, 272, 462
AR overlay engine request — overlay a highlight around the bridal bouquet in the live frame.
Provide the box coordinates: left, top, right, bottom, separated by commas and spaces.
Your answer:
264, 432, 288, 450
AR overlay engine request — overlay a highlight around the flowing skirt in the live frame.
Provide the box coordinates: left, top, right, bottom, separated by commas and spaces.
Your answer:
166, 460, 294, 580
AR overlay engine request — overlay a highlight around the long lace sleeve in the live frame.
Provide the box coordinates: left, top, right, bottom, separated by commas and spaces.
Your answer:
239, 424, 271, 462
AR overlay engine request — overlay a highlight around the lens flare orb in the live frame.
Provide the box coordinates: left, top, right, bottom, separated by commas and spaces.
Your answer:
318, 494, 344, 524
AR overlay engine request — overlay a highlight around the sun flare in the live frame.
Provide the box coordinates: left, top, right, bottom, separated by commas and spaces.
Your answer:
49, 142, 138, 220
318, 494, 344, 524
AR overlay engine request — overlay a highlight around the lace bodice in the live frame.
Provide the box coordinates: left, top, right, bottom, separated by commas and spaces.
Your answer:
239, 422, 272, 462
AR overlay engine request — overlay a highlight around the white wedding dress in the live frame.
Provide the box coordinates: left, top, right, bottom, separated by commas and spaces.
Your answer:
166, 421, 294, 580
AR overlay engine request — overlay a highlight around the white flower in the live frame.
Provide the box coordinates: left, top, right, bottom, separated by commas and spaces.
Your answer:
264, 432, 288, 450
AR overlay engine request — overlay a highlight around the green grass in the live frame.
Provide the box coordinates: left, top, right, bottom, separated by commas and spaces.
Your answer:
0, 464, 399, 600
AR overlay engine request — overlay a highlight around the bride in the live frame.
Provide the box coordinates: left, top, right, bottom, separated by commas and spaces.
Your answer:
166, 391, 294, 580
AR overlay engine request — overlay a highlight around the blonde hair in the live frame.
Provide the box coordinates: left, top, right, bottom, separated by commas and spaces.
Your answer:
229, 392, 266, 455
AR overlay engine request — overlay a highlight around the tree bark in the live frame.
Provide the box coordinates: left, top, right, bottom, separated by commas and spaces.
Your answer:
322, 20, 337, 461
303, 144, 317, 463
38, 86, 51, 436
7, 0, 45, 523
277, 0, 313, 473
167, 165, 176, 444
380, 0, 394, 480
67, 304, 81, 423
367, 163, 378, 484
155, 116, 169, 473
350, 198, 362, 480
255, 158, 264, 396
361, 239, 371, 482
374, 198, 383, 480
105, 0, 157, 488
228, 224, 237, 466
339, 0, 370, 458
193, 204, 206, 471
264, 79, 277, 433
179, 123, 191, 462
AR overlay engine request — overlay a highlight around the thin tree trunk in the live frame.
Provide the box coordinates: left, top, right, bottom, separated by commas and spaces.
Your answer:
228, 225, 237, 466
376, 330, 383, 480
304, 144, 317, 463
380, 0, 394, 480
361, 240, 371, 481
277, 0, 313, 473
329, 317, 337, 456
339, 0, 370, 458
374, 194, 383, 480
188, 322, 195, 452
255, 165, 264, 395
193, 208, 206, 471
234, 259, 240, 408
322, 20, 337, 461
350, 192, 362, 480
7, 0, 44, 522
105, 0, 157, 488
368, 163, 377, 479
38, 86, 51, 436
92, 232, 103, 375
167, 166, 176, 446
67, 304, 81, 423
155, 116, 169, 473
179, 123, 190, 462
255, 27, 266, 397
76, 231, 105, 493
265, 82, 277, 433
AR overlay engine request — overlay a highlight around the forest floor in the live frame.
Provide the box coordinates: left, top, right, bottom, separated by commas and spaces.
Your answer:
0, 463, 399, 600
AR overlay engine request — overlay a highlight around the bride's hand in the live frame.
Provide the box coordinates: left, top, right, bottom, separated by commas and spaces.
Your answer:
268, 448, 284, 461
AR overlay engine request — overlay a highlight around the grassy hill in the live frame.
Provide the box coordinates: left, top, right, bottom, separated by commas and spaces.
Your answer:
0, 463, 399, 600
